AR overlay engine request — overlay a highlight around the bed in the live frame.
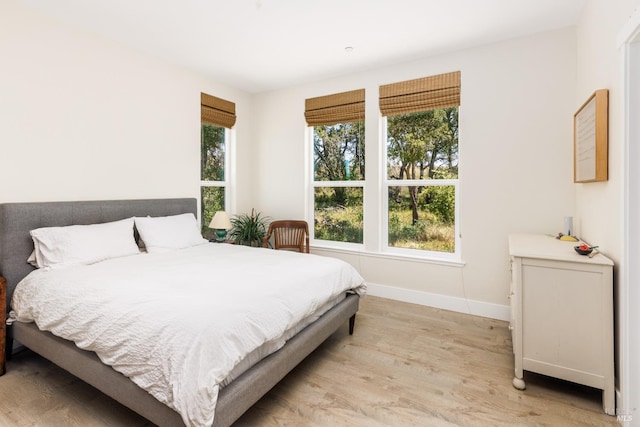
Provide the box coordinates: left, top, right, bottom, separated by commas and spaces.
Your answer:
0, 198, 364, 427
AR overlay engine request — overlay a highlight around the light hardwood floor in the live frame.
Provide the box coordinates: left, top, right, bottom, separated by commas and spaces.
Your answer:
0, 296, 620, 427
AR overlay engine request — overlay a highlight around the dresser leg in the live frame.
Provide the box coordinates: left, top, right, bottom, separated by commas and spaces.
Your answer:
603, 386, 615, 415
512, 376, 526, 390
513, 359, 525, 390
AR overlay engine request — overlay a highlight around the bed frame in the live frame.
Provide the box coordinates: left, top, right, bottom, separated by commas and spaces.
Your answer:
0, 198, 359, 427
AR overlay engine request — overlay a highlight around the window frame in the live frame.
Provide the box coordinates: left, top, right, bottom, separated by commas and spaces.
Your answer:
307, 127, 366, 250
381, 116, 461, 261
200, 126, 235, 229
304, 83, 462, 263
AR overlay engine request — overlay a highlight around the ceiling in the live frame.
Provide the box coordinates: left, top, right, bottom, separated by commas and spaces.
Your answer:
18, 0, 587, 94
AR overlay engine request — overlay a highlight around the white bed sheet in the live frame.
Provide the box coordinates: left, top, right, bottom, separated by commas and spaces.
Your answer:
219, 293, 343, 388
10, 243, 366, 427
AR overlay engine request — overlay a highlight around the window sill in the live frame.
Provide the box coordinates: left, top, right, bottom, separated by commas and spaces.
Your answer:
310, 244, 465, 268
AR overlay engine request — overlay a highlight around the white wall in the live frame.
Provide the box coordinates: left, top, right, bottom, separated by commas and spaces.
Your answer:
252, 28, 578, 317
575, 0, 639, 265
576, 0, 640, 423
0, 0, 254, 213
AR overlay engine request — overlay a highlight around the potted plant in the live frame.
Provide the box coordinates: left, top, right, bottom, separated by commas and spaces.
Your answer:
228, 209, 270, 247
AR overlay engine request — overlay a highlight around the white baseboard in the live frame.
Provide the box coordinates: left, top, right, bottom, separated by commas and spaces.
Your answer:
365, 282, 510, 321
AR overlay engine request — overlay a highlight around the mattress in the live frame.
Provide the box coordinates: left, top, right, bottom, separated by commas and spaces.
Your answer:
10, 243, 366, 427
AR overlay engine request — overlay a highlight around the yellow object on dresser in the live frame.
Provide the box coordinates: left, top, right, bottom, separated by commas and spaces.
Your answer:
559, 234, 579, 242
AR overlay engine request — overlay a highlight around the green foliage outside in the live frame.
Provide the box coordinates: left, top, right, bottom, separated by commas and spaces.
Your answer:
387, 107, 458, 252
314, 187, 363, 243
313, 122, 365, 243
313, 107, 458, 252
201, 187, 224, 240
200, 109, 458, 252
200, 124, 226, 240
314, 121, 365, 181
388, 185, 455, 251
201, 124, 225, 181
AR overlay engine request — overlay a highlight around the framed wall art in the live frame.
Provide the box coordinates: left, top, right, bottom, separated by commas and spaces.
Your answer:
574, 89, 608, 183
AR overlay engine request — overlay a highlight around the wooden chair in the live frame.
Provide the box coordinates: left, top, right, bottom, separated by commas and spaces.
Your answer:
262, 220, 310, 253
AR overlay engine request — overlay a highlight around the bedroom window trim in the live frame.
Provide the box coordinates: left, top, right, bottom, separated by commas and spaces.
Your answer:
200, 92, 236, 235
379, 71, 462, 262
199, 127, 233, 201
311, 245, 466, 268
304, 74, 461, 263
305, 89, 366, 249
381, 116, 461, 262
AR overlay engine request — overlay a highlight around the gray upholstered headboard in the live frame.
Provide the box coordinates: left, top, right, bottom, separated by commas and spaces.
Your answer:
0, 198, 197, 308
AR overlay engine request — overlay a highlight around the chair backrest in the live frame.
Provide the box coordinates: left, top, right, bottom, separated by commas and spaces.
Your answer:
262, 220, 310, 253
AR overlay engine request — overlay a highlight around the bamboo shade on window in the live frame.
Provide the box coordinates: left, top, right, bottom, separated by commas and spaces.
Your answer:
305, 89, 365, 126
201, 93, 236, 128
379, 71, 460, 116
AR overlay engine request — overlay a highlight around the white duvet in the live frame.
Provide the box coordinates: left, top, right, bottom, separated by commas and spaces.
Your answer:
10, 243, 366, 427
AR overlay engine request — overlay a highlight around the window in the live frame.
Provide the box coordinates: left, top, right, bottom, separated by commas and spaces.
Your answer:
380, 71, 461, 259
305, 89, 365, 246
305, 72, 461, 261
200, 123, 227, 239
384, 109, 459, 254
200, 93, 236, 240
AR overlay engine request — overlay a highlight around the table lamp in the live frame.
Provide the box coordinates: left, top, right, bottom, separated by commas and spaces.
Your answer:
208, 211, 232, 242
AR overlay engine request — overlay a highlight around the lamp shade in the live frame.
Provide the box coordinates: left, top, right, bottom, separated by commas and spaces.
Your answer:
209, 211, 232, 230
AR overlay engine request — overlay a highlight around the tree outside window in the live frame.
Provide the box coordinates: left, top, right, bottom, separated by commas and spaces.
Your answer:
312, 121, 364, 244
386, 107, 458, 252
201, 123, 226, 240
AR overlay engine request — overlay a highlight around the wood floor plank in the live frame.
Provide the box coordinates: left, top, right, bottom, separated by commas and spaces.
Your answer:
237, 296, 619, 427
0, 296, 619, 426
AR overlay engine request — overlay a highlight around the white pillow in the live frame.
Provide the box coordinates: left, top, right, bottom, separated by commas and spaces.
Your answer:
27, 250, 39, 267
30, 217, 140, 269
134, 213, 207, 254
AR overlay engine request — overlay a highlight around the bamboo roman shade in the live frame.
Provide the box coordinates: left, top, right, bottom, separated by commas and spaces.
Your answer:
304, 89, 365, 126
201, 93, 236, 128
379, 71, 460, 116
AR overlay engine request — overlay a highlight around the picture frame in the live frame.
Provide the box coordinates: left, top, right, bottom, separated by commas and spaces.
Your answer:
574, 89, 608, 183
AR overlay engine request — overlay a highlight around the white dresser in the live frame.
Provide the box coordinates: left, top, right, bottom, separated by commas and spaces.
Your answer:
508, 234, 614, 415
